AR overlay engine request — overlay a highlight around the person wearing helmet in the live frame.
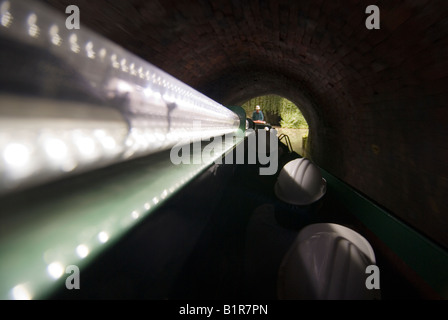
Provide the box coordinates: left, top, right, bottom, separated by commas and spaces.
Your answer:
252, 105, 264, 122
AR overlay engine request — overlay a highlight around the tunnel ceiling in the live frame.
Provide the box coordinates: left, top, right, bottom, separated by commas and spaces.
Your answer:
40, 0, 448, 250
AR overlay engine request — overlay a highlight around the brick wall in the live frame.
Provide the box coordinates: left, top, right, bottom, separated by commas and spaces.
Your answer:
42, 0, 448, 250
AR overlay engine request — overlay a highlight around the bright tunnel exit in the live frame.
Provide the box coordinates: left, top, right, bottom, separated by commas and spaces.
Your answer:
241, 95, 309, 156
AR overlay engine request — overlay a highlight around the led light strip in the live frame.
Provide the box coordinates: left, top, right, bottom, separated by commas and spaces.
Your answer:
0, 0, 240, 193
0, 134, 242, 300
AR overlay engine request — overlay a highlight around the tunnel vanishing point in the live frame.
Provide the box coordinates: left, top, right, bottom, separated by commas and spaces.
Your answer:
39, 0, 447, 297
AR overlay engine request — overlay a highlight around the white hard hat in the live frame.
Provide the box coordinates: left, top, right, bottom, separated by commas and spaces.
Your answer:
255, 105, 260, 110
274, 158, 326, 206
278, 223, 379, 300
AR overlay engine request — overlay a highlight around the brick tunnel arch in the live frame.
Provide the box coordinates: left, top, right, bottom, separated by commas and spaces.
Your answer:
41, 0, 448, 251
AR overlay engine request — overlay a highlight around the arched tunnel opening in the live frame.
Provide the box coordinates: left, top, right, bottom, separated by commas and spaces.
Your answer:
240, 94, 310, 156
0, 0, 447, 302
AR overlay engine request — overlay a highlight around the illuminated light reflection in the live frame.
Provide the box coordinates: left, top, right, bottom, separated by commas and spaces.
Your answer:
61, 160, 77, 173
144, 202, 151, 210
130, 63, 136, 76
111, 54, 119, 68
85, 41, 95, 59
99, 48, 106, 60
69, 33, 80, 53
116, 80, 133, 93
166, 132, 179, 142
131, 210, 139, 219
43, 137, 76, 172
125, 136, 134, 148
10, 284, 31, 300
163, 93, 175, 103
144, 132, 156, 144
153, 91, 162, 101
152, 197, 159, 205
94, 130, 117, 152
76, 244, 89, 258
0, 1, 13, 28
155, 133, 165, 142
27, 13, 39, 38
49, 25, 62, 46
143, 87, 153, 97
120, 58, 128, 72
47, 262, 64, 279
98, 231, 109, 243
122, 149, 136, 160
93, 129, 106, 138
101, 135, 117, 151
73, 133, 97, 159
3, 143, 30, 169
44, 138, 67, 161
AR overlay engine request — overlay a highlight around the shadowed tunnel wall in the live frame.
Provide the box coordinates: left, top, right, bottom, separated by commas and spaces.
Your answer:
42, 0, 448, 252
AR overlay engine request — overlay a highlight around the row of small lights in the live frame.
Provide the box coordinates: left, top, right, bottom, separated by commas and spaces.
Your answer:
9, 164, 207, 300
0, 0, 238, 185
0, 115, 236, 185
1, 0, 238, 299
0, 0, 237, 122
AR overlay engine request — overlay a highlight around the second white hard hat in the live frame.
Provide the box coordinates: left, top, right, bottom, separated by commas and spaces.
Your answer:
277, 223, 379, 299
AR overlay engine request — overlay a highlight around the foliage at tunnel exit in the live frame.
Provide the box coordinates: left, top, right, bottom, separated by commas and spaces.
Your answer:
241, 95, 308, 129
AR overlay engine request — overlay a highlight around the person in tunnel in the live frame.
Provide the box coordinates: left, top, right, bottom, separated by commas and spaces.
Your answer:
252, 105, 265, 122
